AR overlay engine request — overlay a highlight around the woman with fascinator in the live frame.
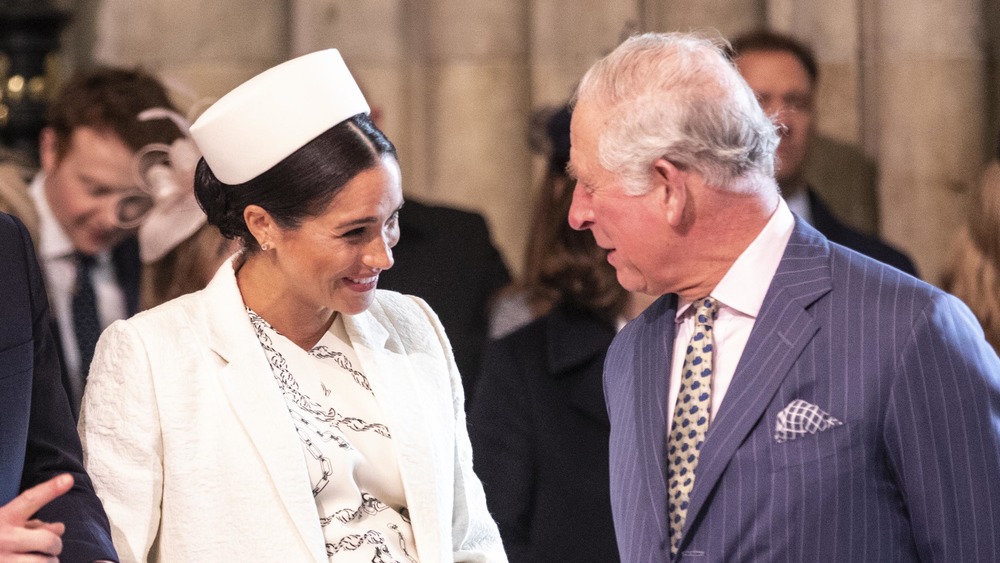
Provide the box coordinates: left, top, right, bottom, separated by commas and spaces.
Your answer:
79, 50, 506, 562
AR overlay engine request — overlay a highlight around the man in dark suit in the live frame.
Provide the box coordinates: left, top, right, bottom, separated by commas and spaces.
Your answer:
378, 198, 510, 402
0, 67, 182, 417
0, 212, 117, 562
568, 32, 1000, 561
730, 29, 918, 276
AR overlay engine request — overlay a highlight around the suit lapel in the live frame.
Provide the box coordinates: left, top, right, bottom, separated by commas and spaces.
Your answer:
628, 295, 678, 545
341, 302, 443, 562
680, 220, 833, 547
201, 260, 327, 561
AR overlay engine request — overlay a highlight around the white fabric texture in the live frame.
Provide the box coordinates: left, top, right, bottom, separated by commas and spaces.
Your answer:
79, 257, 506, 563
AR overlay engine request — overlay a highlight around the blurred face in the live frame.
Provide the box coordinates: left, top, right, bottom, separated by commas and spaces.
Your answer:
270, 155, 403, 317
736, 49, 816, 190
40, 127, 142, 255
567, 103, 673, 295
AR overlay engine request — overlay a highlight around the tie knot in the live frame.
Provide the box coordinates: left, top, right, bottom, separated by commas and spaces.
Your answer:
694, 297, 719, 327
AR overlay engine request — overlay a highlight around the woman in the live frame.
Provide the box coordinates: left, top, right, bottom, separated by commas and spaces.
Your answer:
79, 49, 505, 562
470, 105, 652, 562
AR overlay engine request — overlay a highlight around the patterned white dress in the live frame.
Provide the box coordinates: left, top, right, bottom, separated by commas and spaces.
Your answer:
248, 309, 420, 562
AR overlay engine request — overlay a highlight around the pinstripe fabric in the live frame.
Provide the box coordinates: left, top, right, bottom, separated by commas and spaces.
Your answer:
604, 218, 1000, 562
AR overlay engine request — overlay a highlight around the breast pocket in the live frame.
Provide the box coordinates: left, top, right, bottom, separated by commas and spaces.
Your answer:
0, 340, 32, 380
770, 422, 862, 472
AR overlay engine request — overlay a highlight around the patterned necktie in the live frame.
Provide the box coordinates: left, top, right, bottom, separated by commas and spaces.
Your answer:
72, 252, 101, 379
667, 296, 719, 555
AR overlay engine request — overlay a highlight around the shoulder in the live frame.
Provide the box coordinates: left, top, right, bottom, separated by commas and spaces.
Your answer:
809, 192, 917, 276
368, 289, 445, 344
112, 288, 207, 343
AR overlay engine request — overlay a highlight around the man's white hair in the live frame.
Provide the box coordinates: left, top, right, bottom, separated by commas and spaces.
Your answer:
573, 32, 780, 195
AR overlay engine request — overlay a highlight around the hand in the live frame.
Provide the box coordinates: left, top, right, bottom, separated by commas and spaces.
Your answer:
0, 474, 73, 562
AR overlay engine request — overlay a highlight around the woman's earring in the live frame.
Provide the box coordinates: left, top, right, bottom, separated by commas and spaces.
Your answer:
261, 242, 271, 251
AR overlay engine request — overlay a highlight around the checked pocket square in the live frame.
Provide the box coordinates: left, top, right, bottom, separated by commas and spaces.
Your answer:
774, 399, 843, 443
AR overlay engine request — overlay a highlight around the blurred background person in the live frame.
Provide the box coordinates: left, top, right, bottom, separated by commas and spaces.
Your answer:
0, 67, 183, 418
488, 105, 574, 340
941, 137, 1000, 351
0, 211, 116, 563
128, 108, 236, 309
729, 29, 918, 277
469, 104, 653, 562
79, 49, 504, 562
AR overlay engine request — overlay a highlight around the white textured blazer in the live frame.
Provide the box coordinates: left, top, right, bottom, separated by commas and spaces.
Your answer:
79, 258, 506, 563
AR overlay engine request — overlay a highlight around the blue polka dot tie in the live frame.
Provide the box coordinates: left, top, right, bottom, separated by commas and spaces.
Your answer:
667, 296, 719, 555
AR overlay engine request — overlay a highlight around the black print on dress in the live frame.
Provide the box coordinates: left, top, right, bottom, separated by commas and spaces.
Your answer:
247, 309, 391, 439
311, 345, 372, 391
248, 309, 415, 561
326, 530, 398, 562
334, 492, 390, 524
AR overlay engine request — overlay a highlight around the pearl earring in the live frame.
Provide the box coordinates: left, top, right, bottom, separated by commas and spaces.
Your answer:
261, 242, 271, 251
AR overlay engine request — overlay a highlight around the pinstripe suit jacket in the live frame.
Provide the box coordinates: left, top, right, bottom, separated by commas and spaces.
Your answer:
604, 218, 1000, 562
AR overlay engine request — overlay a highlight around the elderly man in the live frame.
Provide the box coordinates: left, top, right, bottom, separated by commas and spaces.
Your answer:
0, 212, 117, 562
568, 32, 1000, 562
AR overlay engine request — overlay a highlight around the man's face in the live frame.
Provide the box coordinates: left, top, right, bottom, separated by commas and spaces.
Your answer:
736, 49, 816, 189
40, 127, 141, 255
567, 102, 673, 295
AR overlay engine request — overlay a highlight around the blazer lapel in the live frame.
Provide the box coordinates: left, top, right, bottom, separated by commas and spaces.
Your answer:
626, 294, 678, 545
341, 303, 443, 562
680, 220, 833, 547
200, 259, 327, 561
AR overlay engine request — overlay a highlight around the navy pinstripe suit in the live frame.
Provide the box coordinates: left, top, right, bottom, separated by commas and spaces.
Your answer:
605, 218, 1000, 562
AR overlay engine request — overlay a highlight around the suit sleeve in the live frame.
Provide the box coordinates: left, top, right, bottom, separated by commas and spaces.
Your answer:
15, 215, 118, 563
78, 320, 164, 563
883, 292, 1000, 561
468, 338, 542, 563
407, 295, 508, 562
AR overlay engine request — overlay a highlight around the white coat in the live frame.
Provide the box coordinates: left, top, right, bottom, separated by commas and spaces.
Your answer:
79, 258, 506, 562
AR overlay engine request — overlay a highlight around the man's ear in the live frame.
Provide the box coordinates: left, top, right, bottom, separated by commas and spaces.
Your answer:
38, 128, 59, 174
652, 158, 688, 227
243, 204, 277, 249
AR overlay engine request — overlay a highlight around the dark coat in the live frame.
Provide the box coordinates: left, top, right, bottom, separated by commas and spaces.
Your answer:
808, 189, 918, 277
0, 212, 117, 563
470, 303, 620, 563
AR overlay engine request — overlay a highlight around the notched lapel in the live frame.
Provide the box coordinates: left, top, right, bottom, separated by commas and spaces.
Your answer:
202, 259, 327, 560
342, 303, 443, 562
680, 220, 833, 548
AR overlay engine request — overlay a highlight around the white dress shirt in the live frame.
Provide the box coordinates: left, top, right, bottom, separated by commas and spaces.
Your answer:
667, 199, 795, 424
30, 173, 127, 390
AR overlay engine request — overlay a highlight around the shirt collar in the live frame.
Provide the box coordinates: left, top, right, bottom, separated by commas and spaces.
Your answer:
676, 198, 795, 321
30, 172, 76, 261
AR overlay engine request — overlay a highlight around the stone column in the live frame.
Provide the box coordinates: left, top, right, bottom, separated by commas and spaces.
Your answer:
399, 0, 533, 274
91, 0, 290, 116
644, 0, 763, 38
863, 0, 988, 282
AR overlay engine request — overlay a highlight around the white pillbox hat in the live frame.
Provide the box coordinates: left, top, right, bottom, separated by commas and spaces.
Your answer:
189, 49, 370, 185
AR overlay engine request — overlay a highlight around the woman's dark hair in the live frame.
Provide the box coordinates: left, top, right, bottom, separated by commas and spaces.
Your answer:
194, 113, 396, 249
528, 179, 629, 323
515, 104, 628, 323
